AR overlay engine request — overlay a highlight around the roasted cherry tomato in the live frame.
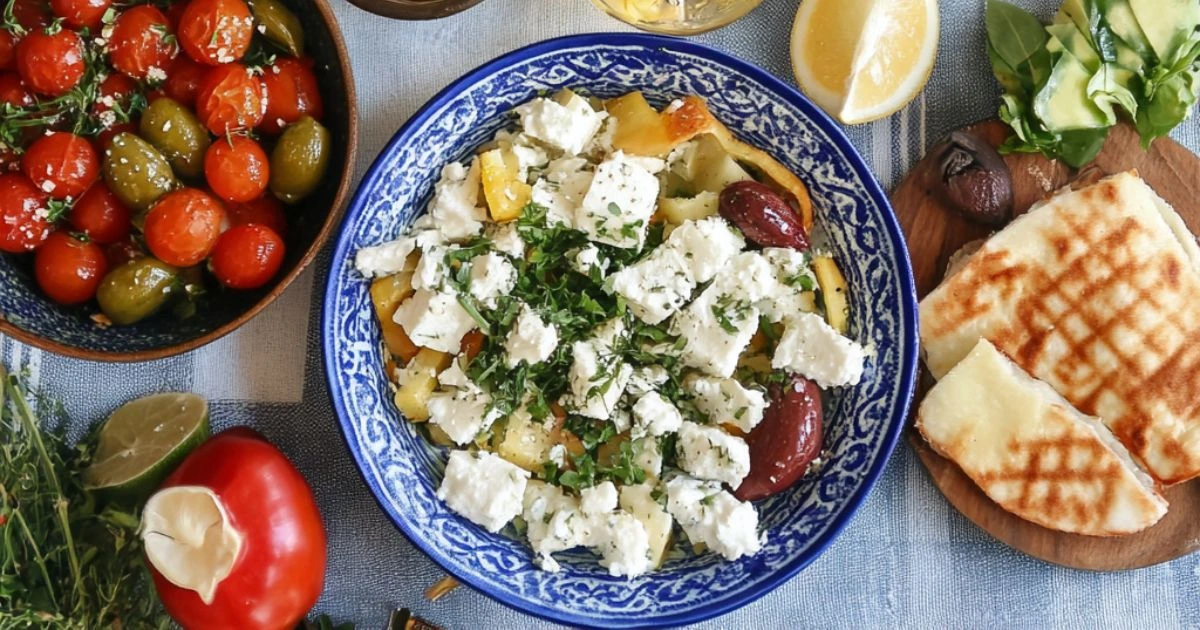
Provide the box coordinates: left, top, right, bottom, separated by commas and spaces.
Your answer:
177, 0, 254, 66
94, 120, 139, 152
143, 428, 326, 630
0, 173, 51, 253
104, 237, 144, 267
0, 31, 15, 71
109, 5, 177, 81
227, 195, 287, 236
260, 57, 324, 135
16, 28, 85, 97
204, 135, 269, 203
209, 224, 284, 289
10, 0, 51, 31
34, 231, 108, 305
162, 54, 208, 107
93, 72, 137, 116
0, 72, 33, 107
734, 374, 824, 502
195, 63, 264, 134
70, 182, 132, 244
143, 187, 226, 266
22, 132, 100, 200
50, 0, 112, 31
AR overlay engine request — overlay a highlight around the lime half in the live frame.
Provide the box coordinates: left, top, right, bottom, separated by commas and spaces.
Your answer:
84, 392, 210, 505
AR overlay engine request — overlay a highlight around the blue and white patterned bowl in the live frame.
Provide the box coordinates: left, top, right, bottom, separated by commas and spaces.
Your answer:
323, 33, 918, 628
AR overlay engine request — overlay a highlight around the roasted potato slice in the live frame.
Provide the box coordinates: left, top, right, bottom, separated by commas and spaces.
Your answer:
658, 191, 719, 224
606, 92, 675, 157
370, 270, 420, 363
393, 348, 452, 421
480, 148, 532, 222
813, 255, 850, 334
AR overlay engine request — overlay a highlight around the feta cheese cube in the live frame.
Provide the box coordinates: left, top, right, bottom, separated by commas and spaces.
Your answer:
758, 248, 818, 323
510, 143, 549, 182
486, 222, 525, 259
667, 217, 746, 284
427, 382, 500, 445
468, 252, 516, 308
627, 365, 668, 396
530, 157, 593, 227
609, 405, 632, 434
437, 451, 529, 533
610, 246, 696, 324
565, 339, 631, 420
580, 481, 618, 515
675, 421, 751, 488
412, 244, 448, 291
631, 392, 683, 439
632, 437, 663, 478
354, 237, 415, 278
437, 358, 471, 388
686, 375, 768, 433
593, 511, 652, 578
666, 476, 761, 560
709, 252, 778, 300
576, 151, 659, 249
672, 286, 759, 377
772, 312, 866, 388
505, 304, 559, 367
429, 161, 487, 240
571, 245, 609, 279
515, 94, 607, 156
523, 481, 592, 571
393, 289, 478, 353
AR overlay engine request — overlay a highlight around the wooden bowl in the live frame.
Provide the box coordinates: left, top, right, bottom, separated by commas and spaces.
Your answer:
341, 0, 485, 20
0, 0, 358, 362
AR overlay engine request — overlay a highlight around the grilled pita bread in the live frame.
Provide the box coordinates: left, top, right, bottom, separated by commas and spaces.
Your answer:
920, 171, 1200, 485
917, 339, 1168, 536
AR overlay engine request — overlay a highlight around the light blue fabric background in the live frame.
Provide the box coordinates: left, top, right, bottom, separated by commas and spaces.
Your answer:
10, 0, 1200, 627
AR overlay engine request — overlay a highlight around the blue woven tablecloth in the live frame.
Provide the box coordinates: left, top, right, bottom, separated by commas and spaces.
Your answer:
12, 0, 1200, 627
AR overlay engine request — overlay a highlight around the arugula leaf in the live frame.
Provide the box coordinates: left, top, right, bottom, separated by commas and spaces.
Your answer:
986, 0, 1050, 74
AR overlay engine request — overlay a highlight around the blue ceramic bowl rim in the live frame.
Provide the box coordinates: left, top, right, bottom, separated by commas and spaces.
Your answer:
322, 32, 918, 628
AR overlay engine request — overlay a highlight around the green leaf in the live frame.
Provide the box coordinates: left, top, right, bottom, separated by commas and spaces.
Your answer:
987, 0, 1050, 71
1135, 70, 1199, 147
1056, 127, 1110, 167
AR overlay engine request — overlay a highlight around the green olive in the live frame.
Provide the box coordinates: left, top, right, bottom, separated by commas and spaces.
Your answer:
96, 258, 180, 326
251, 0, 305, 57
269, 116, 330, 205
103, 133, 179, 212
140, 98, 212, 180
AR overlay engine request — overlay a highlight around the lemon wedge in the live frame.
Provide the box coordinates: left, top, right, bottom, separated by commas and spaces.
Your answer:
790, 0, 939, 125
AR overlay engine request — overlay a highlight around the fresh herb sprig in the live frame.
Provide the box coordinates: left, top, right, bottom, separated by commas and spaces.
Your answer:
0, 368, 168, 628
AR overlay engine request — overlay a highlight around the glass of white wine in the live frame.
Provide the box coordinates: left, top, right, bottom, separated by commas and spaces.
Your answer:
590, 0, 764, 35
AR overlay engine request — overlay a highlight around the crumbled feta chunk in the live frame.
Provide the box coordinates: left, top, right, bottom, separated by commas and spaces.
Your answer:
672, 287, 759, 377
548, 444, 568, 467
675, 421, 752, 488
487, 222, 525, 258
354, 237, 415, 278
666, 476, 761, 560
632, 437, 663, 478
772, 312, 866, 388
580, 481, 618, 515
413, 244, 448, 291
437, 451, 529, 533
610, 246, 696, 324
686, 375, 768, 433
430, 161, 487, 239
565, 339, 631, 420
531, 157, 593, 226
576, 151, 659, 249
515, 94, 607, 156
510, 143, 549, 182
585, 115, 617, 155
757, 248, 818, 323
571, 245, 609, 279
609, 405, 632, 434
594, 511, 652, 578
627, 365, 668, 396
468, 252, 516, 308
631, 392, 683, 439
667, 217, 746, 284
523, 481, 592, 571
437, 358, 471, 388
427, 382, 500, 445
505, 304, 559, 367
393, 289, 477, 353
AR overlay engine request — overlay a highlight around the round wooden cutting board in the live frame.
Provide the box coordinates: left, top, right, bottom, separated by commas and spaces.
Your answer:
894, 119, 1200, 571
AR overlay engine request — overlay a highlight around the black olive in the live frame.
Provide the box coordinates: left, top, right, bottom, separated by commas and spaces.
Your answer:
925, 131, 1014, 226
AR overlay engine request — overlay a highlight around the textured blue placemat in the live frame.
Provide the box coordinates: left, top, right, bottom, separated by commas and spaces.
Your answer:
8, 0, 1200, 627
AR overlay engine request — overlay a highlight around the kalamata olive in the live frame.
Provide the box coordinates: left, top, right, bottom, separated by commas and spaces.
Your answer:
734, 373, 823, 501
718, 180, 809, 251
926, 131, 1013, 226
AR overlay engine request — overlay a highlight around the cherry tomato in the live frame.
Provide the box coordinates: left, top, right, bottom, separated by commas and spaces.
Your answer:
70, 182, 132, 244
208, 224, 284, 289
0, 173, 51, 253
16, 29, 85, 97
22, 132, 99, 200
227, 195, 286, 236
260, 57, 324, 135
145, 428, 326, 630
177, 0, 254, 66
0, 31, 15, 71
104, 237, 144, 267
10, 0, 51, 32
93, 72, 137, 114
164, 1, 187, 29
162, 54, 208, 107
34, 231, 108, 304
109, 5, 177, 81
143, 187, 226, 266
0, 72, 33, 107
204, 135, 269, 203
50, 0, 112, 31
194, 63, 264, 134
93, 120, 138, 151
